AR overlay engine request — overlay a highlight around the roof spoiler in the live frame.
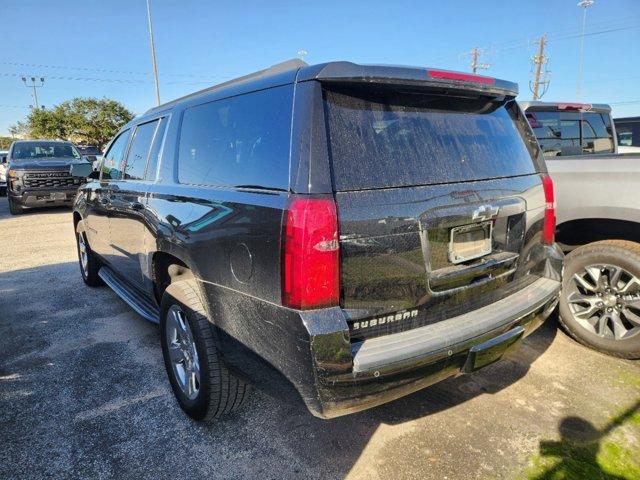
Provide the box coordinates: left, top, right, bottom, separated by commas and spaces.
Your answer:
297, 62, 518, 97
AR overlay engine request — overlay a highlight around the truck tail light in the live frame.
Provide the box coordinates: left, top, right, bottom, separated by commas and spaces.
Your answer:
541, 175, 556, 245
282, 196, 339, 310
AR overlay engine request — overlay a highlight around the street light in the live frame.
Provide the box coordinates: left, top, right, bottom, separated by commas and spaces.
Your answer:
576, 0, 594, 101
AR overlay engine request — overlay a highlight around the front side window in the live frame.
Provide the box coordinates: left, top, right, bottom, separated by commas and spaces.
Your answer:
177, 85, 293, 190
100, 130, 131, 180
122, 120, 159, 180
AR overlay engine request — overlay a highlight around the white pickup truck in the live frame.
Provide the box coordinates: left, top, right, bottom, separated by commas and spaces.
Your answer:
522, 101, 640, 359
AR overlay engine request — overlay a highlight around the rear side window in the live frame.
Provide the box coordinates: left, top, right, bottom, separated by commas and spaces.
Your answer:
616, 120, 640, 147
177, 85, 293, 190
145, 117, 167, 180
123, 120, 159, 180
101, 129, 131, 180
324, 88, 538, 191
526, 110, 614, 156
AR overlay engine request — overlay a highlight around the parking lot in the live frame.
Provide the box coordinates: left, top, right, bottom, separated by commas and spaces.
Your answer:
0, 197, 638, 480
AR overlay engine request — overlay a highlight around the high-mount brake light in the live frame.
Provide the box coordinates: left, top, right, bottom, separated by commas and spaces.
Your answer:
557, 103, 592, 111
541, 175, 556, 245
282, 197, 340, 310
427, 69, 495, 85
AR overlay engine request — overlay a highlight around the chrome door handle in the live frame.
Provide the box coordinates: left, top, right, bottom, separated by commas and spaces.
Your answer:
129, 201, 144, 211
99, 197, 110, 205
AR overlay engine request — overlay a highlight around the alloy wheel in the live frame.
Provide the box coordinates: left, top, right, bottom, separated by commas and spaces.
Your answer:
165, 304, 201, 400
77, 233, 89, 278
566, 263, 640, 340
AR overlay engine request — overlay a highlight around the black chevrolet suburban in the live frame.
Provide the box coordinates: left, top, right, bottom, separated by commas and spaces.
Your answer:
6, 140, 88, 215
72, 60, 563, 421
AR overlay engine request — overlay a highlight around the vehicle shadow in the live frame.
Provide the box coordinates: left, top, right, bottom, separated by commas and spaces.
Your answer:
0, 259, 559, 480
0, 196, 72, 220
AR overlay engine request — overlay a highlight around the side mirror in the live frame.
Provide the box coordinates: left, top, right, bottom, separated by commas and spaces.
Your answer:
70, 162, 94, 179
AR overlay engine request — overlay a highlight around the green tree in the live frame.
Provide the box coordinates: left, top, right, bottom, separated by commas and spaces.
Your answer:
20, 97, 134, 149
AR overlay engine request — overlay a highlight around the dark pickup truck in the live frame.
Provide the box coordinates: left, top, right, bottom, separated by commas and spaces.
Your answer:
6, 140, 89, 215
72, 60, 563, 421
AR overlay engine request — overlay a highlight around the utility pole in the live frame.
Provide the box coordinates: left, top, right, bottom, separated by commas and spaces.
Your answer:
530, 35, 550, 100
468, 47, 490, 74
146, 0, 161, 106
577, 0, 595, 101
21, 76, 45, 109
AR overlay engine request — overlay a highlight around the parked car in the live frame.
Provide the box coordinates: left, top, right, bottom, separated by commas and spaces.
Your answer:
5, 140, 89, 215
0, 150, 8, 196
522, 101, 640, 358
76, 144, 103, 163
614, 116, 640, 154
72, 60, 563, 422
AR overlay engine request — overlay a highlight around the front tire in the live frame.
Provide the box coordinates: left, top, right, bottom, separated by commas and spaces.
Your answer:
558, 240, 640, 359
75, 224, 103, 287
160, 279, 248, 422
8, 196, 23, 215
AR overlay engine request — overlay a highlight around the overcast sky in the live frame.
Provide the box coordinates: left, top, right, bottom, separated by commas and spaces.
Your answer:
0, 0, 638, 135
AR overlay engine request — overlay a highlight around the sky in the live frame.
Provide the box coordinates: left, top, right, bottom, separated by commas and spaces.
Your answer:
0, 0, 638, 135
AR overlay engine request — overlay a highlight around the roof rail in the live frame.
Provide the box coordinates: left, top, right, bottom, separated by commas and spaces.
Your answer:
144, 58, 308, 114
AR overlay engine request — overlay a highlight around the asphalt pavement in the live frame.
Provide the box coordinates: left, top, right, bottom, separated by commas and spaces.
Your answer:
1, 198, 638, 480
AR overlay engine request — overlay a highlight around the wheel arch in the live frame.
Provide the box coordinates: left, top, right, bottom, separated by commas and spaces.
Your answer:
556, 218, 640, 252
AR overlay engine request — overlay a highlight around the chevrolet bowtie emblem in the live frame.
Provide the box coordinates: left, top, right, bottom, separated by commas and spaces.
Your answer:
472, 205, 499, 222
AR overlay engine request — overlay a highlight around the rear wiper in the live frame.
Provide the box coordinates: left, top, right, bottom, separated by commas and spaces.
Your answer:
234, 184, 287, 192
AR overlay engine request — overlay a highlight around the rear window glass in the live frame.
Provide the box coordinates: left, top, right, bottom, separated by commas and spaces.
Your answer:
177, 85, 293, 190
615, 120, 640, 147
526, 110, 614, 156
324, 89, 538, 191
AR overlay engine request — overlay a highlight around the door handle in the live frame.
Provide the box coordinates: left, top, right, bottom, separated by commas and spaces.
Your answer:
99, 197, 110, 205
129, 201, 144, 211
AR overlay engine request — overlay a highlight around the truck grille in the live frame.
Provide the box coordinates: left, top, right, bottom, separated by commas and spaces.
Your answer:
24, 172, 80, 189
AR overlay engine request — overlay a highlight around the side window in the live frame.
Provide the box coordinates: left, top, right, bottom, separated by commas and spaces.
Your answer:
177, 85, 293, 190
580, 112, 614, 154
528, 111, 562, 157
145, 117, 167, 180
122, 120, 159, 180
100, 130, 131, 180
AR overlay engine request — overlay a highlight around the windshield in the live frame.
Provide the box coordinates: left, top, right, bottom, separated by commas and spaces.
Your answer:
12, 142, 82, 160
78, 146, 102, 155
324, 87, 540, 191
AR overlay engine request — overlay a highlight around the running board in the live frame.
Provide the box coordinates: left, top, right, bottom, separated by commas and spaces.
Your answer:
98, 266, 160, 324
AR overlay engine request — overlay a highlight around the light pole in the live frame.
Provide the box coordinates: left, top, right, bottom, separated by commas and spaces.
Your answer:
576, 0, 594, 101
21, 76, 45, 109
146, 0, 161, 106
297, 50, 308, 61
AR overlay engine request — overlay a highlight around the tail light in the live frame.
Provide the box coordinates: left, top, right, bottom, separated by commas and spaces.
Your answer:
541, 175, 556, 245
282, 196, 340, 310
427, 69, 495, 85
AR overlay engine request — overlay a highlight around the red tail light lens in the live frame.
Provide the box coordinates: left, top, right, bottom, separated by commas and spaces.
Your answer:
282, 197, 339, 310
427, 69, 495, 85
541, 175, 556, 245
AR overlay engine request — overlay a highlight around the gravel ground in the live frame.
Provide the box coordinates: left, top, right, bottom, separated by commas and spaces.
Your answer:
1, 198, 639, 480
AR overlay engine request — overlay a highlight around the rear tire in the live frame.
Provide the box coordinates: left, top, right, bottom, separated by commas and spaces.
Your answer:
558, 240, 640, 359
75, 224, 103, 287
160, 279, 248, 422
8, 196, 22, 215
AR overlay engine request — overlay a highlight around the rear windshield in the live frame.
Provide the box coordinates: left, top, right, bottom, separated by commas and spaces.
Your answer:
323, 88, 539, 191
615, 119, 640, 148
525, 110, 615, 156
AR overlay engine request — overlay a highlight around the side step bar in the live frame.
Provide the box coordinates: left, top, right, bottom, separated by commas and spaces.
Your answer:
98, 266, 160, 324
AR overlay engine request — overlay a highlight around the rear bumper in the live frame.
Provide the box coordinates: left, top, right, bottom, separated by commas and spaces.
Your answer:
9, 188, 76, 208
313, 276, 560, 418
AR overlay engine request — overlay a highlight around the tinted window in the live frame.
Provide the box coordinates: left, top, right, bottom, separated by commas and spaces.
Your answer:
324, 88, 538, 191
145, 117, 167, 180
122, 120, 159, 180
177, 85, 293, 190
526, 110, 614, 156
616, 120, 640, 147
101, 130, 131, 180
